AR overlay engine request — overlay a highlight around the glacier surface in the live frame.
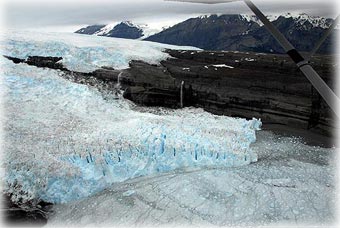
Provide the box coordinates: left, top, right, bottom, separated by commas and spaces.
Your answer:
48, 132, 336, 227
1, 54, 260, 204
1, 30, 200, 73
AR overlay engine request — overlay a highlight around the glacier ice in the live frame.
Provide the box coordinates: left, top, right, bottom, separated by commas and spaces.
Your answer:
1, 30, 200, 73
1, 32, 260, 204
46, 129, 336, 226
2, 56, 261, 204
48, 138, 336, 227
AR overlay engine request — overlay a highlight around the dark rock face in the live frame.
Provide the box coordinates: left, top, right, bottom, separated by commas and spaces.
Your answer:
26, 56, 67, 70
145, 15, 260, 50
4, 56, 66, 70
3, 55, 23, 64
75, 25, 106, 35
123, 61, 181, 108
101, 22, 143, 39
4, 51, 335, 136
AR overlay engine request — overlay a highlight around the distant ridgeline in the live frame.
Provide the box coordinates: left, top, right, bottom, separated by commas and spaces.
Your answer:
75, 13, 337, 54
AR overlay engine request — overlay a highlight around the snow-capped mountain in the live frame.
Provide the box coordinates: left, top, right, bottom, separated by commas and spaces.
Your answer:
145, 14, 261, 50
237, 13, 334, 29
76, 21, 162, 39
239, 14, 263, 25
273, 13, 333, 29
75, 13, 336, 54
145, 13, 336, 54
75, 24, 106, 35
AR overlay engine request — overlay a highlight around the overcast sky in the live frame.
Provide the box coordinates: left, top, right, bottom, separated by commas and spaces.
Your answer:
2, 0, 338, 32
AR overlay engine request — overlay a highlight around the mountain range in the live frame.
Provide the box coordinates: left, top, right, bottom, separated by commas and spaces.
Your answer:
75, 13, 337, 54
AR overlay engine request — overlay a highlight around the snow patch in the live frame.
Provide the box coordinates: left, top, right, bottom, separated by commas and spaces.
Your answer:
245, 57, 256, 62
239, 14, 263, 26
212, 64, 234, 69
94, 23, 119, 36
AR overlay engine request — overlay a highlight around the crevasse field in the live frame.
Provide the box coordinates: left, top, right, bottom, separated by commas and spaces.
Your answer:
0, 31, 336, 226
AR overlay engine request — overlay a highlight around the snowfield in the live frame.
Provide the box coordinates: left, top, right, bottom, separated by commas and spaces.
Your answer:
0, 31, 336, 226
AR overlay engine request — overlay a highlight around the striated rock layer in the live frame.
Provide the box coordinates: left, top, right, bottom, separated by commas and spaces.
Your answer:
124, 50, 335, 136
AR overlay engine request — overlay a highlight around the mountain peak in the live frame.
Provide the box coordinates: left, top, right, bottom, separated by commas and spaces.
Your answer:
76, 21, 162, 40
75, 24, 106, 35
270, 12, 333, 29
121, 21, 137, 27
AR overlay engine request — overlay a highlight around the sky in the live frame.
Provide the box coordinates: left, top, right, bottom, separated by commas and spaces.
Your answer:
2, 0, 338, 32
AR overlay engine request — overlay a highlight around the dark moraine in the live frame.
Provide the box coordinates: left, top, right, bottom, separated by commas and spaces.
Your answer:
1, 194, 52, 226
4, 50, 336, 138
123, 50, 335, 137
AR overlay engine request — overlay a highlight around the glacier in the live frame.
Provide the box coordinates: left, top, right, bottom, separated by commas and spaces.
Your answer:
47, 133, 336, 227
1, 48, 260, 204
1, 30, 200, 73
1, 31, 335, 226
